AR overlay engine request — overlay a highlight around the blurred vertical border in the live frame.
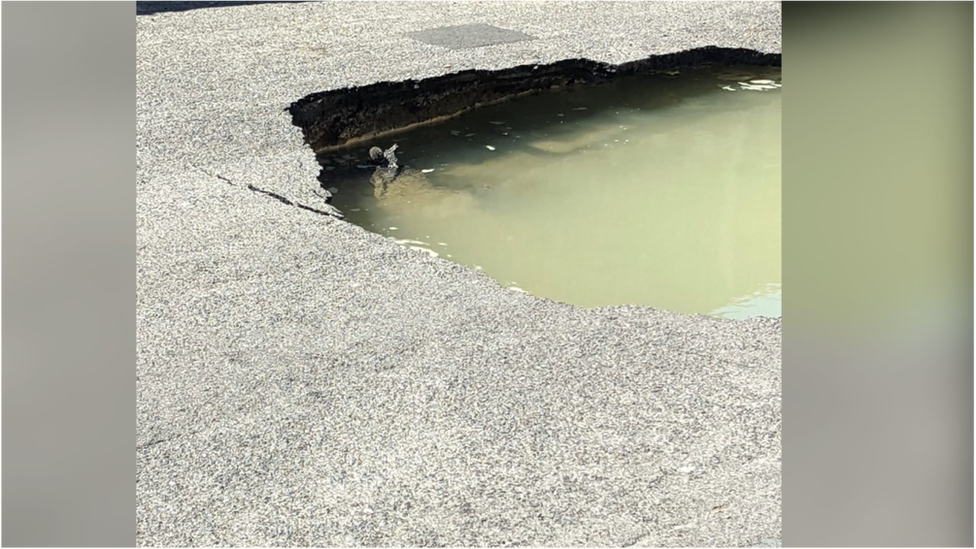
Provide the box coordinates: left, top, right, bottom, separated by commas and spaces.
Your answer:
2, 2, 135, 546
783, 2, 973, 546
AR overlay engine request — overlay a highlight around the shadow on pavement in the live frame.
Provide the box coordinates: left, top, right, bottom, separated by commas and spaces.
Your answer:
136, 1, 307, 16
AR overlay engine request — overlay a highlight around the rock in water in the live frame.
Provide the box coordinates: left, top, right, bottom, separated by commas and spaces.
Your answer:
366, 144, 409, 198
382, 144, 399, 170
369, 146, 384, 163
369, 144, 398, 168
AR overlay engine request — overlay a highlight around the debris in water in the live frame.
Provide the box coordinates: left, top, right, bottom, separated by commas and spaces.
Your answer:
421, 169, 435, 173
392, 238, 427, 246
571, 107, 588, 111
750, 79, 775, 85
486, 145, 496, 151
389, 227, 398, 231
740, 84, 771, 91
489, 121, 505, 125
369, 144, 400, 171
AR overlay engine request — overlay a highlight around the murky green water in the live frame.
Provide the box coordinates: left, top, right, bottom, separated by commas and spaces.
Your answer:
321, 66, 781, 319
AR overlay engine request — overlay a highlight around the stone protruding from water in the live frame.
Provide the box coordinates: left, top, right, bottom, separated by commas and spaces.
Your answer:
368, 144, 401, 198
370, 144, 399, 170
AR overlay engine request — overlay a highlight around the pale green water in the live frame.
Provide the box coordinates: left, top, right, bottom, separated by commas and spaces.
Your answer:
322, 66, 781, 319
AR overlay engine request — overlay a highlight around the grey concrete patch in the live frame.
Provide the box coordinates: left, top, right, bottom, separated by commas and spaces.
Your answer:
407, 23, 536, 50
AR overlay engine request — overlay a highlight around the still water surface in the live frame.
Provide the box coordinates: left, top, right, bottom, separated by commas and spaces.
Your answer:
321, 66, 781, 319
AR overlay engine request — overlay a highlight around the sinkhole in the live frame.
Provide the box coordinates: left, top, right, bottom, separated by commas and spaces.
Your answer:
290, 52, 781, 319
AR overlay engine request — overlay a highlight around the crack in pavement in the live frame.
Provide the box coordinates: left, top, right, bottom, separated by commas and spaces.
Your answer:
137, 429, 202, 451
621, 533, 648, 547
190, 163, 344, 219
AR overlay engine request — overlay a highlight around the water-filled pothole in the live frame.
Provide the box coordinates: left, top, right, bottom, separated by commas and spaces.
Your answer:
314, 65, 780, 319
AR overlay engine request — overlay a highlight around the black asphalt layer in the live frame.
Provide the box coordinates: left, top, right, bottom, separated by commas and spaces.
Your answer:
137, 2, 782, 546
